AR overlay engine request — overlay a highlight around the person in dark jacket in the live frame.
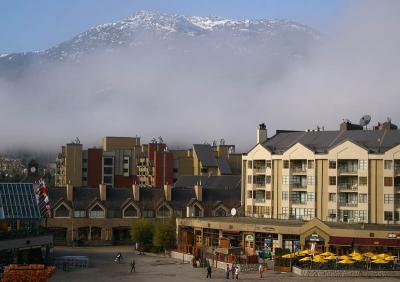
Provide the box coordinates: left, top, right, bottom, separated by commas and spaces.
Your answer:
206, 263, 212, 278
130, 258, 136, 273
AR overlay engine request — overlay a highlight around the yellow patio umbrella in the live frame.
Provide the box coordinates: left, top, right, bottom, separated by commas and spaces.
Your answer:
362, 252, 375, 258
313, 255, 323, 259
282, 253, 296, 259
295, 251, 306, 257
338, 259, 354, 264
371, 255, 379, 260
350, 251, 361, 257
299, 256, 312, 262
372, 259, 388, 264
300, 249, 311, 255
339, 255, 350, 260
313, 257, 327, 263
325, 255, 337, 260
352, 255, 364, 262
385, 256, 395, 261
321, 251, 335, 257
377, 253, 389, 259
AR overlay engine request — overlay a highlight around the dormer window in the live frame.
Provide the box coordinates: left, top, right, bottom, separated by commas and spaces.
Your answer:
157, 204, 171, 218
194, 204, 202, 217
89, 204, 105, 218
54, 203, 70, 218
123, 204, 139, 218
215, 207, 227, 217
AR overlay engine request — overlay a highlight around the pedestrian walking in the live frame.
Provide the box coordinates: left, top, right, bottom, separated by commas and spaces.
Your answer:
235, 265, 239, 280
206, 263, 212, 278
258, 264, 263, 278
225, 264, 230, 279
130, 258, 136, 273
139, 243, 145, 255
231, 265, 236, 279
115, 252, 122, 263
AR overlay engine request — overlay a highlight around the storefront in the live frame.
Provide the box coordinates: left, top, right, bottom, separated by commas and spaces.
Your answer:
176, 217, 400, 258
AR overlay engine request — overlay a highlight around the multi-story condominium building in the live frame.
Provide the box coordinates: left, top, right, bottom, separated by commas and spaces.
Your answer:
55, 137, 173, 188
243, 121, 400, 225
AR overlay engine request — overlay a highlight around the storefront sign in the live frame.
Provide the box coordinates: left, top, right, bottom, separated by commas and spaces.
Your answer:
245, 234, 254, 241
307, 233, 324, 243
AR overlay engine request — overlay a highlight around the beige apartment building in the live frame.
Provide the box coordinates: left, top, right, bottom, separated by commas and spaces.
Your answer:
243, 121, 400, 225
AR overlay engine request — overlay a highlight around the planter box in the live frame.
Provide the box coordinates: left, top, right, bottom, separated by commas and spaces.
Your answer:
274, 266, 290, 272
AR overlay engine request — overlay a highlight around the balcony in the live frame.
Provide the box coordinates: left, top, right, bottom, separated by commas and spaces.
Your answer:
338, 183, 358, 191
253, 167, 266, 174
290, 200, 307, 205
338, 167, 358, 174
290, 183, 307, 189
255, 198, 266, 203
290, 166, 307, 174
395, 167, 400, 175
338, 202, 358, 207
253, 183, 266, 189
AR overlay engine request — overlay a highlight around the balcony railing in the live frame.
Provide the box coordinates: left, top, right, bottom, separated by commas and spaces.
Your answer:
338, 202, 358, 207
253, 183, 266, 189
338, 183, 358, 191
395, 167, 400, 175
253, 167, 266, 173
255, 198, 266, 203
291, 167, 307, 173
290, 200, 307, 205
290, 183, 307, 189
338, 167, 358, 174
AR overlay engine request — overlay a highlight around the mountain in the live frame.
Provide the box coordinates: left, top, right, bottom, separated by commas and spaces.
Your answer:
0, 11, 320, 79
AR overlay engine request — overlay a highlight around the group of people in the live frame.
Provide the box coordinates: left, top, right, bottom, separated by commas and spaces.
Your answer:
225, 264, 240, 280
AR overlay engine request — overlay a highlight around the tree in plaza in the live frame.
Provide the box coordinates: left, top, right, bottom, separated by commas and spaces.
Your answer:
130, 218, 154, 247
153, 218, 176, 251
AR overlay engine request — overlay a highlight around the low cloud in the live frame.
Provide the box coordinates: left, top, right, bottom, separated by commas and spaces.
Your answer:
0, 0, 399, 155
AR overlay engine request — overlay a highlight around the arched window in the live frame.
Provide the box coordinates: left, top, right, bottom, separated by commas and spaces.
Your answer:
215, 207, 226, 217
194, 205, 202, 217
124, 205, 138, 218
54, 204, 70, 218
89, 204, 105, 218
157, 205, 171, 217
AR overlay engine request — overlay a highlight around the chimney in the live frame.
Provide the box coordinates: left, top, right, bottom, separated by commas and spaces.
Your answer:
99, 183, 107, 201
340, 120, 363, 131
164, 183, 172, 201
66, 184, 73, 201
194, 181, 203, 202
257, 123, 267, 144
132, 183, 140, 201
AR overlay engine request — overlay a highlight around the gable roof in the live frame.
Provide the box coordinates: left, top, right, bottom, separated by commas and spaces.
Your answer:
217, 158, 232, 174
263, 129, 400, 154
174, 175, 241, 190
193, 144, 218, 167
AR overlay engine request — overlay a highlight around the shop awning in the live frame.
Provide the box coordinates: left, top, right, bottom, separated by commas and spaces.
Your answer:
328, 236, 353, 246
329, 236, 400, 247
354, 238, 400, 247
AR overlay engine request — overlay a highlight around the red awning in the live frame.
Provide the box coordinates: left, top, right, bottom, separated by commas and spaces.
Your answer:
329, 236, 400, 247
354, 238, 400, 247
328, 236, 353, 246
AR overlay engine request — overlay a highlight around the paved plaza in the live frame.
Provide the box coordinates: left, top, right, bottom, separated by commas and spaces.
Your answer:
49, 246, 399, 282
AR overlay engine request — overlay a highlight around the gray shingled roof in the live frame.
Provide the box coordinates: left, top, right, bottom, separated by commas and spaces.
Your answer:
193, 144, 218, 167
174, 175, 241, 190
217, 158, 232, 174
263, 129, 400, 154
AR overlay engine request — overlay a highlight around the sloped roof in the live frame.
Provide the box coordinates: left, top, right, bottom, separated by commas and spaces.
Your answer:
217, 158, 232, 174
0, 183, 41, 220
263, 129, 400, 154
193, 144, 218, 167
174, 175, 240, 190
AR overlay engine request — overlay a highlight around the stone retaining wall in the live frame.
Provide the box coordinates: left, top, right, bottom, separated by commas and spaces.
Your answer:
170, 251, 265, 273
293, 266, 400, 277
